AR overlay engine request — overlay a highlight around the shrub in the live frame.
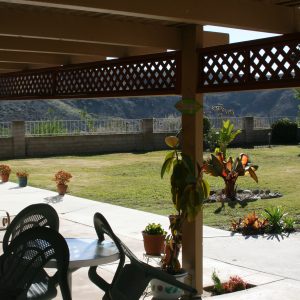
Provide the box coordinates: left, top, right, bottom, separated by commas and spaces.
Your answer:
283, 217, 296, 233
262, 206, 286, 234
271, 118, 297, 144
223, 276, 247, 293
211, 271, 247, 295
231, 212, 268, 235
232, 207, 295, 235
203, 116, 211, 136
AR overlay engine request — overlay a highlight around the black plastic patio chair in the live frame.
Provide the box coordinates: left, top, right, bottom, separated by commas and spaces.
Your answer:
3, 203, 59, 251
0, 226, 71, 300
88, 212, 198, 300
2, 203, 60, 299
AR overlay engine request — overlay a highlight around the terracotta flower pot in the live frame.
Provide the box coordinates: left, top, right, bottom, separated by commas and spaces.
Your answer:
142, 232, 165, 256
1, 174, 9, 183
57, 184, 68, 195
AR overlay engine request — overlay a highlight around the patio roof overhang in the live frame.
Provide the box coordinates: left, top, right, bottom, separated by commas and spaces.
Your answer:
0, 0, 299, 295
0, 0, 298, 74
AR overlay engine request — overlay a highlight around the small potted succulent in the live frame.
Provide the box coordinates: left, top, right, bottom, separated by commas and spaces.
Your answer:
16, 170, 29, 187
142, 223, 166, 256
0, 164, 12, 183
53, 170, 72, 195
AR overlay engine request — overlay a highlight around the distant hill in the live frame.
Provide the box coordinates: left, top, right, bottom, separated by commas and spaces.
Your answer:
0, 89, 298, 121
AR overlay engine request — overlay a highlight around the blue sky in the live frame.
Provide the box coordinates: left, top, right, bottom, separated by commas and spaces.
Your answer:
204, 25, 278, 43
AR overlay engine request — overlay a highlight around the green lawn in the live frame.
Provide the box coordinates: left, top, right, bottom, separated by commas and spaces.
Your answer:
2, 146, 300, 230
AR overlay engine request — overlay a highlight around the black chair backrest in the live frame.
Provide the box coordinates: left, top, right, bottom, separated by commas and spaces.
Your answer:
3, 203, 59, 251
0, 227, 71, 300
89, 212, 197, 300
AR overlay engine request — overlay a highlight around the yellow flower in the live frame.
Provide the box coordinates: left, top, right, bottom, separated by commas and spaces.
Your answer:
165, 136, 179, 148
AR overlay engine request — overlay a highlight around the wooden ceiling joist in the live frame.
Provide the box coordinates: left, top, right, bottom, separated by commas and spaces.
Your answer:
0, 0, 297, 33
0, 36, 128, 58
0, 6, 182, 49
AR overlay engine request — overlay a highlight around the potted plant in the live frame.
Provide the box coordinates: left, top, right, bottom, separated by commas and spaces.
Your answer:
53, 170, 72, 195
151, 136, 210, 299
16, 170, 29, 187
142, 223, 166, 256
0, 164, 12, 183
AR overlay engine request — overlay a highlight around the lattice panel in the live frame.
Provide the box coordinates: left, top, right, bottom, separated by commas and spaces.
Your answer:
0, 52, 180, 100
0, 72, 54, 98
198, 33, 300, 92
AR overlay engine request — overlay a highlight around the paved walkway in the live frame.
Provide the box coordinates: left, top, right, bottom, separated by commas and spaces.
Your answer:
1, 182, 300, 299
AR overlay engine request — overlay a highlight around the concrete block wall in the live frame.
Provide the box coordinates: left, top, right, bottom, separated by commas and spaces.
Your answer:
26, 134, 144, 157
0, 118, 298, 159
0, 138, 13, 159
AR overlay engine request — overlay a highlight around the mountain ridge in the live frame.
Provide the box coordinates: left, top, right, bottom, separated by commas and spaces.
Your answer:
0, 89, 297, 121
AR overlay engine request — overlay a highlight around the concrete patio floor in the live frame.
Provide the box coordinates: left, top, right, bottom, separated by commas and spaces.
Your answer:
1, 181, 300, 299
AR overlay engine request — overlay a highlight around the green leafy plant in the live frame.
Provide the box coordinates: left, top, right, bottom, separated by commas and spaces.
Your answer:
232, 207, 295, 235
211, 271, 224, 295
211, 271, 247, 295
143, 223, 166, 235
231, 212, 268, 235
263, 206, 287, 234
214, 120, 241, 158
283, 217, 296, 233
204, 152, 258, 200
161, 135, 210, 273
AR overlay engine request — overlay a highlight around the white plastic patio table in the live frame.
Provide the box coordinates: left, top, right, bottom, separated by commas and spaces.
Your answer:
46, 238, 119, 293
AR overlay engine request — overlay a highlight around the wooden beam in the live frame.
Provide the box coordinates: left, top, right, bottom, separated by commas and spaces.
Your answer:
0, 6, 182, 48
0, 36, 127, 57
1, 0, 297, 33
0, 51, 68, 65
181, 25, 204, 293
0, 69, 19, 73
203, 31, 229, 47
0, 62, 53, 71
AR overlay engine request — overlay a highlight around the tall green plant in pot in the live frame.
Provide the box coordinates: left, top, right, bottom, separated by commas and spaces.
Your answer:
160, 136, 210, 274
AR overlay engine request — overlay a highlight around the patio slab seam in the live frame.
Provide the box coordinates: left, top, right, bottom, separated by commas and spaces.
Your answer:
205, 255, 300, 282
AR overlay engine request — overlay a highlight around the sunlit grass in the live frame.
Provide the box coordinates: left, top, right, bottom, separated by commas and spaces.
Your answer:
3, 145, 300, 230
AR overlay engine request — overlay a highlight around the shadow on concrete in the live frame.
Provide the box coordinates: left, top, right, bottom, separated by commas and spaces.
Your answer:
44, 195, 64, 204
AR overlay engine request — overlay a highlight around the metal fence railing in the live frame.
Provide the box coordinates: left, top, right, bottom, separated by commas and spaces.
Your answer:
1, 116, 298, 138
0, 122, 12, 137
25, 119, 143, 136
153, 116, 299, 133
153, 117, 181, 133
209, 117, 244, 129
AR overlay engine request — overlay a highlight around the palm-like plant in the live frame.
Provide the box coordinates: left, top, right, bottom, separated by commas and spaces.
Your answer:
204, 152, 258, 200
215, 120, 241, 158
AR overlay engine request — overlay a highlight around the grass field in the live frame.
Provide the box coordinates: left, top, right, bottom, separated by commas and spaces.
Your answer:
2, 145, 300, 230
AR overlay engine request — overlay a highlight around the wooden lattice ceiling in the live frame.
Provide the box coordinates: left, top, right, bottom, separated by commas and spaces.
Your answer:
0, 0, 298, 74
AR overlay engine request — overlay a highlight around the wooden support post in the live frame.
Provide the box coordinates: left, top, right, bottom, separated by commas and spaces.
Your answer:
180, 25, 204, 293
